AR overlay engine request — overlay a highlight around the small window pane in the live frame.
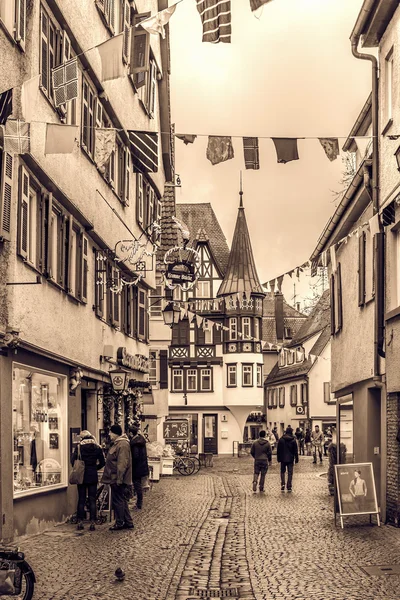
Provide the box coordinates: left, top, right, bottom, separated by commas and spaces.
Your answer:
201, 369, 211, 391
187, 369, 197, 391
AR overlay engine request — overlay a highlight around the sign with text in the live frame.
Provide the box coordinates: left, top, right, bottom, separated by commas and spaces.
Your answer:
163, 420, 189, 440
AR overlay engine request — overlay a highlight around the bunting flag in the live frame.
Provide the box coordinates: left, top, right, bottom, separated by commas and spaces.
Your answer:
52, 58, 79, 107
206, 136, 234, 165
95, 128, 117, 172
272, 138, 299, 164
3, 119, 30, 154
195, 0, 231, 43
128, 131, 158, 173
243, 137, 260, 170
250, 0, 273, 10
319, 138, 339, 162
0, 88, 12, 125
276, 275, 284, 293
176, 134, 197, 145
45, 124, 79, 154
21, 75, 41, 123
97, 33, 125, 82
196, 314, 203, 328
138, 3, 178, 38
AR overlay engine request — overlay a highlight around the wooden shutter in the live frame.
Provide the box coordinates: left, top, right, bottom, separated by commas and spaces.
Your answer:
124, 147, 130, 206
358, 231, 366, 306
138, 288, 146, 340
122, 0, 131, 64
108, 0, 115, 32
81, 234, 89, 303
18, 165, 29, 260
136, 173, 143, 225
15, 0, 26, 50
106, 261, 113, 323
336, 262, 343, 332
82, 80, 90, 150
130, 14, 150, 87
330, 274, 335, 336
159, 349, 168, 389
59, 214, 68, 287
37, 191, 46, 270
40, 10, 49, 92
148, 186, 154, 229
196, 322, 205, 345
301, 383, 308, 405
214, 324, 222, 344
44, 193, 53, 278
95, 250, 104, 318
0, 152, 13, 241
148, 60, 157, 117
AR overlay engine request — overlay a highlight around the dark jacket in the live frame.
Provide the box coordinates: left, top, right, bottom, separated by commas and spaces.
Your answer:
277, 434, 299, 464
130, 433, 149, 479
304, 430, 311, 444
71, 439, 105, 485
250, 438, 272, 462
101, 434, 132, 485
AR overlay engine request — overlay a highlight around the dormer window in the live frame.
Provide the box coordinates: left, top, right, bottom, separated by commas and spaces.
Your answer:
284, 327, 292, 339
296, 348, 304, 363
279, 351, 286, 367
287, 350, 295, 365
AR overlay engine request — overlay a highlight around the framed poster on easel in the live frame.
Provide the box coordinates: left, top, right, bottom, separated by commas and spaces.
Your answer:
334, 462, 380, 528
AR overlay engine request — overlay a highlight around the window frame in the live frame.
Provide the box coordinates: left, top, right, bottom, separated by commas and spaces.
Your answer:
290, 384, 297, 407
278, 387, 285, 408
256, 364, 263, 387
186, 369, 198, 392
242, 363, 253, 388
229, 317, 237, 341
200, 368, 212, 392
172, 368, 184, 392
81, 75, 96, 159
227, 364, 237, 388
148, 350, 159, 389
242, 316, 251, 339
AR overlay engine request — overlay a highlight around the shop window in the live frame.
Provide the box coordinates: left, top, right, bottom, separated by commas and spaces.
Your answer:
187, 369, 197, 392
290, 384, 297, 407
200, 368, 212, 391
256, 364, 263, 387
13, 365, 67, 496
229, 317, 237, 341
242, 364, 253, 387
227, 364, 237, 387
172, 369, 184, 392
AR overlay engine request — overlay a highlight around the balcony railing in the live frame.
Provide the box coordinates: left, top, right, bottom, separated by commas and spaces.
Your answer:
169, 345, 190, 359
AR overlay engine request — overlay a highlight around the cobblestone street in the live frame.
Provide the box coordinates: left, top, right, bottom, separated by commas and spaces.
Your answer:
19, 456, 400, 600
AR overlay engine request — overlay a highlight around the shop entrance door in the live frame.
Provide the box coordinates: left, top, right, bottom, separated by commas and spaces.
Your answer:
203, 414, 217, 454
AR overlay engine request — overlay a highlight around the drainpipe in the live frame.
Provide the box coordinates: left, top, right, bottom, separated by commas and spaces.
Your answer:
350, 33, 385, 374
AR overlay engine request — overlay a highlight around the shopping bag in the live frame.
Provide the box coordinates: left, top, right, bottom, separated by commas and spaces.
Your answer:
0, 569, 15, 594
69, 444, 85, 485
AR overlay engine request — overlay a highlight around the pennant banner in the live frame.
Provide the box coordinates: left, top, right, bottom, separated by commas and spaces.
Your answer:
195, 0, 232, 44
97, 33, 125, 82
45, 124, 78, 154
0, 88, 12, 126
250, 0, 273, 10
52, 58, 79, 107
272, 138, 299, 164
243, 137, 260, 170
95, 128, 117, 172
138, 3, 178, 38
4, 119, 30, 154
128, 130, 158, 173
176, 134, 197, 145
206, 136, 234, 165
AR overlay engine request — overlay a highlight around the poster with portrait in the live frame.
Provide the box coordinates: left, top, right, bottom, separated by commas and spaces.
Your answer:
334, 462, 379, 516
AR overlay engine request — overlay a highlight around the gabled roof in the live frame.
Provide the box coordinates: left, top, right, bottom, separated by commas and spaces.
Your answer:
176, 203, 230, 276
217, 195, 264, 297
288, 289, 330, 346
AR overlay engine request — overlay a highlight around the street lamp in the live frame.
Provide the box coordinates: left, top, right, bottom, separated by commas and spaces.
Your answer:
162, 302, 181, 328
109, 369, 128, 393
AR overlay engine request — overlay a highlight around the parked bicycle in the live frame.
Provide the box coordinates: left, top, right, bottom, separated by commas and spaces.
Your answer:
173, 456, 197, 475
174, 443, 201, 475
0, 546, 35, 599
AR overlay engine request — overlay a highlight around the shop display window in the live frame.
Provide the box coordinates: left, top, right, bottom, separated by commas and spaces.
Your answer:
13, 365, 67, 496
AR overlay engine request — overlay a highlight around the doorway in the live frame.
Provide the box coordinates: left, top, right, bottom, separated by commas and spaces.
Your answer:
203, 414, 218, 454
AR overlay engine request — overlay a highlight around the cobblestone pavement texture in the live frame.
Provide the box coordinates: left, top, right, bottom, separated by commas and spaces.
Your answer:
18, 456, 400, 599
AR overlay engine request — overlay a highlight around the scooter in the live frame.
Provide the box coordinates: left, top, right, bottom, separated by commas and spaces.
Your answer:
0, 546, 35, 599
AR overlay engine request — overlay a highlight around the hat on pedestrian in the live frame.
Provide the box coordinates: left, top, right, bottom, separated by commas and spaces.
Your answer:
286, 426, 293, 435
129, 425, 139, 436
110, 424, 122, 436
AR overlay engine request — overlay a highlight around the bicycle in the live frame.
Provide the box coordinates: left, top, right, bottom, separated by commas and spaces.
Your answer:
173, 456, 196, 475
0, 546, 35, 599
174, 445, 201, 475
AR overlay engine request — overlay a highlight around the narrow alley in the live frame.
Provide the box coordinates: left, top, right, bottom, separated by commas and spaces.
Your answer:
19, 456, 400, 600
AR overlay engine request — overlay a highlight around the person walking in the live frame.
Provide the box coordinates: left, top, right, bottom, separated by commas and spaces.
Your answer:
71, 430, 105, 531
304, 428, 312, 456
311, 424, 324, 464
129, 425, 149, 510
101, 424, 134, 531
272, 426, 279, 442
294, 427, 305, 456
250, 430, 272, 493
277, 426, 298, 492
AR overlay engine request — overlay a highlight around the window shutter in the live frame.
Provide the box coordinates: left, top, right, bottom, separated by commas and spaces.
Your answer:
323, 382, 331, 403
67, 218, 74, 292
59, 214, 68, 287
136, 173, 143, 225
214, 324, 222, 344
122, 0, 131, 64
82, 80, 89, 151
336, 262, 343, 333
15, 0, 26, 50
95, 250, 104, 318
124, 147, 130, 206
358, 231, 366, 306
138, 288, 146, 340
148, 187, 154, 229
0, 152, 13, 241
148, 60, 157, 118
18, 165, 29, 260
330, 274, 335, 336
81, 234, 89, 303
159, 349, 168, 389
44, 193, 53, 278
37, 192, 46, 270
130, 14, 150, 88
196, 322, 205, 345
108, 0, 115, 32
40, 10, 49, 92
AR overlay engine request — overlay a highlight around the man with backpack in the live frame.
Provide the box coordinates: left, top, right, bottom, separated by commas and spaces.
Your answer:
250, 430, 272, 493
277, 426, 299, 492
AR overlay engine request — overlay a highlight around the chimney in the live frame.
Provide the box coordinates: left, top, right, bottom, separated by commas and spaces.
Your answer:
275, 292, 284, 341
296, 302, 301, 312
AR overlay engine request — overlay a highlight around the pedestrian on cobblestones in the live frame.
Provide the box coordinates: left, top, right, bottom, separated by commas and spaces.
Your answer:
101, 424, 134, 531
304, 428, 312, 456
277, 426, 298, 492
129, 425, 149, 509
311, 425, 324, 464
71, 430, 105, 531
250, 430, 272, 493
295, 427, 305, 456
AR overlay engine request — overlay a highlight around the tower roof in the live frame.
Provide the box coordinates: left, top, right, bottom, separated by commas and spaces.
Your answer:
217, 195, 264, 297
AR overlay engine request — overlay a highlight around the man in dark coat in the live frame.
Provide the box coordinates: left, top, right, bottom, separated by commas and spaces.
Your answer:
71, 430, 105, 530
277, 426, 298, 493
250, 430, 272, 493
129, 426, 149, 509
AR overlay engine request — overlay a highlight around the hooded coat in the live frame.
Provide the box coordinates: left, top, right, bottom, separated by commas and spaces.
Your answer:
130, 433, 149, 479
101, 434, 132, 485
277, 433, 299, 464
71, 437, 105, 485
250, 438, 272, 462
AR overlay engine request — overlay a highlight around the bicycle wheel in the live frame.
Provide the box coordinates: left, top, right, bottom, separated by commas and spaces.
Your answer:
0, 561, 35, 600
177, 458, 195, 476
190, 457, 201, 474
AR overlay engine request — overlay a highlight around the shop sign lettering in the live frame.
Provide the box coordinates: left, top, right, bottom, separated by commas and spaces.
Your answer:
117, 347, 149, 373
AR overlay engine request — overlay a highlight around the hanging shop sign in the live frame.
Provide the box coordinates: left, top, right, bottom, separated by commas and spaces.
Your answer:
163, 245, 200, 291
117, 347, 149, 373
114, 239, 155, 273
163, 419, 189, 440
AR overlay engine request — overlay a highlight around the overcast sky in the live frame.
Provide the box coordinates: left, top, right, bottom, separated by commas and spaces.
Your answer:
169, 0, 371, 306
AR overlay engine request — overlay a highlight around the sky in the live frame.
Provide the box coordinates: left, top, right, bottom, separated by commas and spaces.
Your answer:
169, 0, 371, 308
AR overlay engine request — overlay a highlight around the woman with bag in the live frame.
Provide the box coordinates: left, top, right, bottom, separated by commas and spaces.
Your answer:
71, 430, 105, 531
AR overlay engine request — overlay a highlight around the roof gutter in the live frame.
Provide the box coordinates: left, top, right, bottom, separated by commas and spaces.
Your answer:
350, 0, 385, 372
